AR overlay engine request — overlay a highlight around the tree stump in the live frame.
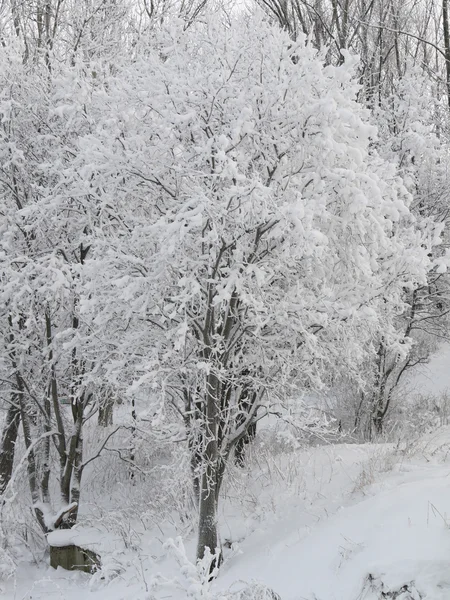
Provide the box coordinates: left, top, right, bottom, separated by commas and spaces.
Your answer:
50, 543, 100, 573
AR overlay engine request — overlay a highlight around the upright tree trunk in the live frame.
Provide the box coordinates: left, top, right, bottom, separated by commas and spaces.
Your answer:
20, 398, 47, 533
197, 461, 220, 561
372, 379, 387, 436
234, 421, 256, 467
443, 0, 450, 108
68, 423, 83, 527
128, 396, 137, 480
372, 404, 384, 436
98, 395, 114, 427
196, 372, 221, 569
370, 342, 387, 437
189, 436, 201, 506
0, 400, 21, 494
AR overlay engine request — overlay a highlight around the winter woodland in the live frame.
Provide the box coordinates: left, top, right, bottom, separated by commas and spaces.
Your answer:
1, 1, 450, 599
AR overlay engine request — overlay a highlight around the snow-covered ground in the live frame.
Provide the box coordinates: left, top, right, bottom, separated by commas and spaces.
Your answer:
219, 436, 450, 599
3, 348, 450, 600
3, 436, 450, 600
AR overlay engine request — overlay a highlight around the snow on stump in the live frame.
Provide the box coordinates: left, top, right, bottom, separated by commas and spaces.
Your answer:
48, 528, 101, 574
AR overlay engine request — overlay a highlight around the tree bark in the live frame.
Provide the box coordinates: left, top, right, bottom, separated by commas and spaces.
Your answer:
20, 397, 47, 533
196, 372, 222, 570
0, 399, 21, 495
443, 0, 450, 109
234, 421, 256, 467
98, 396, 114, 427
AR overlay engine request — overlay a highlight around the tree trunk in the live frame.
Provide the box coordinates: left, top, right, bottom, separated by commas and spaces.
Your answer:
0, 400, 21, 495
196, 372, 222, 571
197, 461, 220, 561
443, 0, 450, 109
371, 384, 386, 437
98, 396, 114, 427
67, 427, 83, 527
234, 421, 256, 467
372, 409, 384, 436
20, 399, 47, 533
129, 396, 137, 480
189, 441, 201, 506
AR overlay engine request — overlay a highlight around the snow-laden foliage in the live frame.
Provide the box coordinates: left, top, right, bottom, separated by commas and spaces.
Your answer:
63, 15, 442, 558
0, 1, 449, 587
331, 68, 450, 440
81, 20, 436, 397
375, 67, 450, 225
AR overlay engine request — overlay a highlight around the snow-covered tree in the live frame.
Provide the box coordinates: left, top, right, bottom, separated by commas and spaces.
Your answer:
0, 42, 120, 532
357, 68, 450, 437
69, 14, 440, 563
